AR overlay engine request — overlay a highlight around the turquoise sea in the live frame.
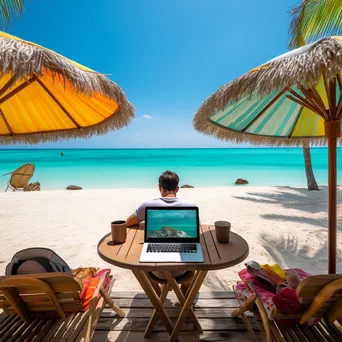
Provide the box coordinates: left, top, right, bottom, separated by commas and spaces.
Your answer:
0, 148, 341, 190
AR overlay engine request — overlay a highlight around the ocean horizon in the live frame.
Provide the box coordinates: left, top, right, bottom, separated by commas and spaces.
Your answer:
1, 147, 341, 190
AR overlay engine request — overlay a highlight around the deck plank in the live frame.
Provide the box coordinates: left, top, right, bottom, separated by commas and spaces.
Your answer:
93, 330, 261, 342
1, 291, 255, 341
101, 307, 254, 319
96, 291, 256, 341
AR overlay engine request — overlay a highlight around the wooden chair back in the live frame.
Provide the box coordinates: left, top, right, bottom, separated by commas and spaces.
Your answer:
8, 163, 35, 189
0, 273, 83, 323
295, 274, 342, 324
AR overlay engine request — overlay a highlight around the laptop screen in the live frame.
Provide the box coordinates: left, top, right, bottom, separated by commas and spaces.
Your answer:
145, 206, 200, 243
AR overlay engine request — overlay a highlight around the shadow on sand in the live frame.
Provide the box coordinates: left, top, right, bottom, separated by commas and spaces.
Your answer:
259, 233, 329, 272
233, 185, 342, 231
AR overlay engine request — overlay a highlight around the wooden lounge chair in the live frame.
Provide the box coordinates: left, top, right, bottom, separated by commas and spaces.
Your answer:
232, 273, 342, 341
0, 271, 125, 341
3, 163, 35, 192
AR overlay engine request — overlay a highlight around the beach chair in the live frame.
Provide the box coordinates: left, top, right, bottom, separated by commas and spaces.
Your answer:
0, 271, 125, 341
232, 273, 342, 341
3, 163, 35, 192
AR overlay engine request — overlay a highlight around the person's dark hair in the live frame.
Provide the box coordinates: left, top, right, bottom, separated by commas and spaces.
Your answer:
159, 170, 179, 191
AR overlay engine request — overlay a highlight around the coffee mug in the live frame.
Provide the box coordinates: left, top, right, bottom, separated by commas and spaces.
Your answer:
214, 221, 231, 243
111, 220, 127, 244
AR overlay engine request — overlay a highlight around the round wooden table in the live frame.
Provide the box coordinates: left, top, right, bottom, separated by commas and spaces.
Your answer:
98, 224, 249, 342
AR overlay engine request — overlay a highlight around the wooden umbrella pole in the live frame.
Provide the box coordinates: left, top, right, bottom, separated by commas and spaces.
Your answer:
325, 121, 340, 274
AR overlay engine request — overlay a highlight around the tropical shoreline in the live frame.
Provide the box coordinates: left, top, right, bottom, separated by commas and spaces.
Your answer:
1, 148, 341, 190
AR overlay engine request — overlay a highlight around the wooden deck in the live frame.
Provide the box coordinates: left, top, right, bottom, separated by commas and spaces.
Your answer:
93, 291, 261, 341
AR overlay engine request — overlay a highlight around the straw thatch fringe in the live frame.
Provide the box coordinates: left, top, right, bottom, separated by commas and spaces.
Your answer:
0, 36, 128, 100
194, 117, 340, 147
0, 35, 134, 143
194, 37, 342, 146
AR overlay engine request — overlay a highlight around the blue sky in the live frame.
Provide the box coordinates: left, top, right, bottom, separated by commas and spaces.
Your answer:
5, 0, 300, 148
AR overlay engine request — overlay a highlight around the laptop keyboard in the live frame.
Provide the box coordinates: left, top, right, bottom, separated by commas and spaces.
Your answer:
147, 243, 197, 253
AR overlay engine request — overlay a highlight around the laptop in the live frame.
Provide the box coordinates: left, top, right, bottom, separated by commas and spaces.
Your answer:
139, 206, 203, 263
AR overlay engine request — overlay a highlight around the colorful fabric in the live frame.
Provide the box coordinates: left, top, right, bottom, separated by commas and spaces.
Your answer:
208, 81, 329, 138
79, 268, 111, 311
260, 264, 286, 280
237, 268, 312, 320
72, 267, 99, 280
272, 287, 303, 315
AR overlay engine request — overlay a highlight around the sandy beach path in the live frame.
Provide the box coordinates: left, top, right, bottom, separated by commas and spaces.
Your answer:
0, 186, 341, 291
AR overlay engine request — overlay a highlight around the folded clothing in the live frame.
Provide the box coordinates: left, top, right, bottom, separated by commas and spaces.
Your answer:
72, 267, 99, 280
272, 287, 302, 315
260, 263, 286, 280
73, 268, 111, 311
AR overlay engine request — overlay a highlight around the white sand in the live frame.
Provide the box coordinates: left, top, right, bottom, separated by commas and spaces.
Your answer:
0, 186, 341, 291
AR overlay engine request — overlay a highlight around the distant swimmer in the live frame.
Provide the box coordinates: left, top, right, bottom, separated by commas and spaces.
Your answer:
60, 152, 64, 157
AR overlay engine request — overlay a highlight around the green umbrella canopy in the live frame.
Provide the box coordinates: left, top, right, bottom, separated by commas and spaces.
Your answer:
194, 36, 342, 274
194, 36, 342, 146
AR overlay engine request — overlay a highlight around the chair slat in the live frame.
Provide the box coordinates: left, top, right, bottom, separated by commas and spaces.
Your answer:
23, 319, 47, 342
299, 325, 320, 342
30, 320, 54, 342
14, 318, 40, 342
41, 318, 65, 342
279, 325, 295, 342
29, 303, 83, 312
0, 314, 17, 331
317, 321, 340, 342
0, 273, 82, 293
49, 314, 78, 342
66, 310, 90, 342
0, 314, 21, 338
297, 275, 342, 299
7, 320, 30, 342
287, 326, 302, 342
25, 299, 81, 307
1, 317, 26, 341
59, 312, 86, 342
293, 326, 311, 342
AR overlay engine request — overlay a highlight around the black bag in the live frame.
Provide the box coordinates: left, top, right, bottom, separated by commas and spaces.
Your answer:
5, 247, 72, 275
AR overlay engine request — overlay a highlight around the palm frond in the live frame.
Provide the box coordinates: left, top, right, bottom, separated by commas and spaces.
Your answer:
0, 0, 25, 28
289, 0, 342, 49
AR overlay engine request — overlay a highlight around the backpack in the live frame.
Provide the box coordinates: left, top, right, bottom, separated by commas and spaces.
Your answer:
5, 247, 72, 275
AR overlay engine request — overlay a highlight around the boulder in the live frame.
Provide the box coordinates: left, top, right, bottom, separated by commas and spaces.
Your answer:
66, 185, 83, 190
181, 184, 194, 188
235, 178, 248, 185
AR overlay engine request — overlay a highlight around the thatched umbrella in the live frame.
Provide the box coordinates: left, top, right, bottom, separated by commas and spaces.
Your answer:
0, 31, 134, 144
194, 36, 342, 274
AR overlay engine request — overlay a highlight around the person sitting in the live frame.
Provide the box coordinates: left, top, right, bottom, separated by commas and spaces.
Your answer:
126, 170, 194, 295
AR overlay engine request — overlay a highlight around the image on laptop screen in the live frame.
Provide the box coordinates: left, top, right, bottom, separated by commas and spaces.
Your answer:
146, 208, 198, 239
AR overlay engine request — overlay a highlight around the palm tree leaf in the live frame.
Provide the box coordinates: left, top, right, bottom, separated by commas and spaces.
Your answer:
0, 0, 25, 28
289, 0, 342, 48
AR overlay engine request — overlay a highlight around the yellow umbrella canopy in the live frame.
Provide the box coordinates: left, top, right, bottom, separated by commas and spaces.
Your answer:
0, 32, 134, 144
194, 36, 342, 273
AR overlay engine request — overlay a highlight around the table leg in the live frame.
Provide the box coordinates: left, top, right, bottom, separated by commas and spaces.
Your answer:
144, 283, 169, 338
168, 270, 208, 342
164, 271, 202, 332
184, 270, 199, 298
132, 270, 177, 340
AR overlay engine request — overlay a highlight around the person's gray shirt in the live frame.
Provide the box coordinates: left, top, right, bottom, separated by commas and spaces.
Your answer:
134, 197, 195, 222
